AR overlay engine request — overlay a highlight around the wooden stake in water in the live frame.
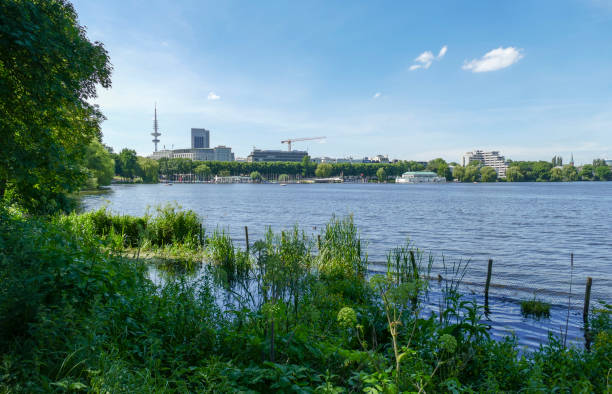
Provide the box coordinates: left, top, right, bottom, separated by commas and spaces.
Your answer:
484, 259, 493, 312
583, 277, 592, 325
564, 252, 574, 348
245, 225, 249, 253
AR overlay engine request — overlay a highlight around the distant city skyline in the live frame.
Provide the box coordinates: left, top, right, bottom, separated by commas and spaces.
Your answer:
72, 0, 612, 164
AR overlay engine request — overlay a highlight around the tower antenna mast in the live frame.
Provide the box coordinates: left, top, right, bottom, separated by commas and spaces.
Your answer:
151, 103, 161, 152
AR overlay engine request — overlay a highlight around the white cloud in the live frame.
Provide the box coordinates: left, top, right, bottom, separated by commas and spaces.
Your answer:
373, 92, 381, 99
409, 46, 447, 71
462, 47, 523, 73
438, 45, 447, 59
207, 91, 220, 100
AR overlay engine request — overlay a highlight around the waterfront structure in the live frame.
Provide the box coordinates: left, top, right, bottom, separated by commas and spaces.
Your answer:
396, 171, 446, 183
247, 149, 307, 162
213, 175, 251, 184
462, 150, 509, 178
605, 159, 612, 167
191, 128, 210, 149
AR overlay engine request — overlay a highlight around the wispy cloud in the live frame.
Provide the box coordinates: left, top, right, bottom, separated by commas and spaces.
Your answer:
438, 45, 447, 59
462, 47, 523, 73
207, 91, 220, 100
373, 92, 381, 99
409, 45, 447, 71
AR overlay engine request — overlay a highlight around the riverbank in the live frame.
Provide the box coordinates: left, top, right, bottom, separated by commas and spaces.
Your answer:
1, 205, 610, 392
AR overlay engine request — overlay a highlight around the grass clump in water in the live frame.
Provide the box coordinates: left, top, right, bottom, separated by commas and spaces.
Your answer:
317, 215, 367, 280
521, 296, 551, 319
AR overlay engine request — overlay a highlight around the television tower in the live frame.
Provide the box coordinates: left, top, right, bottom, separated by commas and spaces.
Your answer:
151, 103, 161, 152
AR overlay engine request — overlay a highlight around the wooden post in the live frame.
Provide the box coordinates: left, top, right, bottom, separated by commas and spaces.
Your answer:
484, 259, 493, 311
244, 225, 249, 253
583, 277, 592, 325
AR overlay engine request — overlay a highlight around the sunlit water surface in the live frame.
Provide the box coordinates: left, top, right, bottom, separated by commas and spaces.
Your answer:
82, 182, 612, 349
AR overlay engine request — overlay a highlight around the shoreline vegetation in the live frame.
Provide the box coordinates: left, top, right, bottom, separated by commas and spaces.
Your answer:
2, 205, 611, 392
93, 154, 612, 188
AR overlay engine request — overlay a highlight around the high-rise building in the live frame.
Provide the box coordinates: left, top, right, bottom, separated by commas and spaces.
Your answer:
191, 128, 210, 149
462, 150, 509, 178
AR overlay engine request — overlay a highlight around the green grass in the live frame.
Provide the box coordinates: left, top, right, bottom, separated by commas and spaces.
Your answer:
521, 297, 551, 318
1, 205, 611, 392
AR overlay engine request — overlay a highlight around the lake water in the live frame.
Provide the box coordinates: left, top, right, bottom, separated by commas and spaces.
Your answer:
82, 182, 612, 348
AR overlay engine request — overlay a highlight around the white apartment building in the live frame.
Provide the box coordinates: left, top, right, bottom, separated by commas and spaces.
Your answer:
462, 150, 509, 178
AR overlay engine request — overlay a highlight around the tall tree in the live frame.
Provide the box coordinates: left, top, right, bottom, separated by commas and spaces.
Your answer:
118, 149, 138, 180
480, 166, 498, 182
315, 163, 333, 178
0, 0, 112, 212
376, 167, 387, 182
83, 139, 114, 187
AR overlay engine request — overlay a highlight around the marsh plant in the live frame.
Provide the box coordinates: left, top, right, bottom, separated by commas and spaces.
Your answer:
56, 203, 202, 249
318, 215, 367, 279
521, 296, 552, 319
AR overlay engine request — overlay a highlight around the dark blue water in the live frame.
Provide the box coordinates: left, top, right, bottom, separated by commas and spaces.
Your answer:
82, 182, 612, 348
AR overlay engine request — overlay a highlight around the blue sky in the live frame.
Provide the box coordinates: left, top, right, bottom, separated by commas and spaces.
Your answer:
73, 0, 612, 163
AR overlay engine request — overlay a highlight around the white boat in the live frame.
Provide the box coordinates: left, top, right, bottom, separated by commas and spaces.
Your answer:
395, 171, 446, 184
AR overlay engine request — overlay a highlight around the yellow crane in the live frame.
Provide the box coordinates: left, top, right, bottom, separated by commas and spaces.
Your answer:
281, 136, 326, 151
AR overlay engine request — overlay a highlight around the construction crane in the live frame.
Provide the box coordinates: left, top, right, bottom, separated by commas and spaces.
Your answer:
281, 136, 326, 151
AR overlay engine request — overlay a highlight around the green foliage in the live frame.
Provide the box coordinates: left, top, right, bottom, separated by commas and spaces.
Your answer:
278, 173, 290, 182
594, 165, 611, 181
549, 167, 562, 182
117, 148, 139, 180
376, 167, 387, 182
505, 166, 524, 182
136, 156, 159, 183
318, 216, 367, 280
480, 166, 498, 182
83, 139, 115, 188
521, 297, 551, 318
316, 163, 333, 178
337, 307, 357, 329
463, 165, 481, 182
194, 163, 211, 180
0, 0, 112, 213
57, 203, 202, 249
428, 158, 452, 180
250, 170, 263, 182
579, 164, 594, 180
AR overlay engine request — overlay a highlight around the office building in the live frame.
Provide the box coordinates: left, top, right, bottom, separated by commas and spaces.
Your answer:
247, 149, 308, 162
462, 150, 509, 178
151, 146, 234, 161
191, 128, 210, 149
150, 125, 233, 162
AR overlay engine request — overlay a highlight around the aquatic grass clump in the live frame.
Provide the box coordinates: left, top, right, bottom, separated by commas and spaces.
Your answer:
521, 297, 551, 319
207, 230, 250, 283
55, 203, 203, 249
386, 241, 433, 306
317, 215, 367, 280
145, 203, 202, 247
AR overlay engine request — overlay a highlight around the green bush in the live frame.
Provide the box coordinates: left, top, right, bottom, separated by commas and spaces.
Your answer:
55, 203, 202, 249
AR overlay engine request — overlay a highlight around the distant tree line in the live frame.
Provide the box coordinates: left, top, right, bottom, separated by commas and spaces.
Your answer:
452, 157, 611, 183
81, 148, 612, 185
